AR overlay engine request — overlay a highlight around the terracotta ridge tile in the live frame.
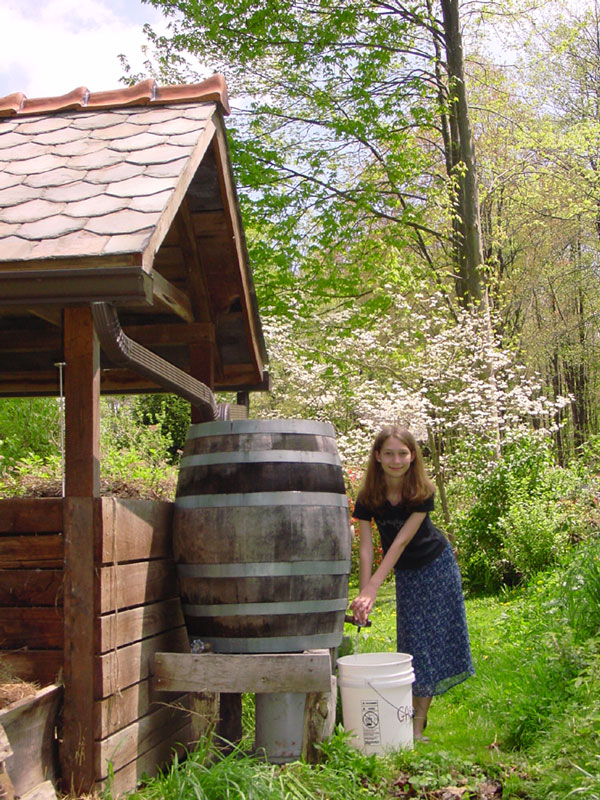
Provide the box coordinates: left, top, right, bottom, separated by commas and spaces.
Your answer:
0, 75, 230, 120
21, 87, 90, 116
86, 78, 157, 110
154, 74, 230, 115
0, 92, 26, 116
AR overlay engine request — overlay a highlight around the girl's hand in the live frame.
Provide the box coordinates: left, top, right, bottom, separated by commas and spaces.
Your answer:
350, 583, 378, 626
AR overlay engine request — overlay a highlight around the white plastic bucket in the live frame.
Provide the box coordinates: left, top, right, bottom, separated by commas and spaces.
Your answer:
337, 652, 415, 753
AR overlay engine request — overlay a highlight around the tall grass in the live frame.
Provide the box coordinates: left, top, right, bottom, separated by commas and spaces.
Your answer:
132, 728, 385, 800
122, 538, 600, 800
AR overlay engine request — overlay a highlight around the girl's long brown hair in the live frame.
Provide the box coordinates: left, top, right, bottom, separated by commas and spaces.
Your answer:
357, 427, 435, 510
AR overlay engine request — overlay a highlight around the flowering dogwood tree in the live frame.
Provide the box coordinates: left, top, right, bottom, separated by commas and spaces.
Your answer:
253, 292, 572, 525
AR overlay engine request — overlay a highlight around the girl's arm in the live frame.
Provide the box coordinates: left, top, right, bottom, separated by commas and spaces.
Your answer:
357, 519, 374, 591
350, 511, 426, 625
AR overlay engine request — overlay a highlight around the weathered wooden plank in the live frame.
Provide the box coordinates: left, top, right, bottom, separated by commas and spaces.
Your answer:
94, 726, 190, 796
0, 500, 63, 534
98, 560, 179, 614
0, 723, 12, 760
97, 598, 185, 654
0, 536, 63, 568
191, 210, 228, 237
0, 569, 63, 607
123, 322, 215, 347
94, 696, 193, 778
151, 271, 194, 323
0, 609, 63, 648
96, 627, 190, 699
19, 779, 58, 800
302, 674, 337, 764
62, 496, 98, 793
0, 684, 62, 798
152, 651, 332, 694
0, 652, 62, 686
94, 677, 187, 739
96, 498, 173, 564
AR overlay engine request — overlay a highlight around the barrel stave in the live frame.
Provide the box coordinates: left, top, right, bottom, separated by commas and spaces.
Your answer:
178, 573, 350, 605
184, 611, 346, 639
173, 506, 351, 564
176, 461, 345, 496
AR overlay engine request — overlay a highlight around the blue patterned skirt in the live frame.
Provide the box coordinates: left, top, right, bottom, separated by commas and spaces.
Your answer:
395, 541, 474, 697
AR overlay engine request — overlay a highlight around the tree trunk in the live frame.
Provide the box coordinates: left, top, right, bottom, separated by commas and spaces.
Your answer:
427, 427, 453, 542
440, 0, 485, 307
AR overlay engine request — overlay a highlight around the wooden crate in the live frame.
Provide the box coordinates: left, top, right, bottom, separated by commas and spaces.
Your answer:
93, 498, 216, 795
0, 499, 64, 685
0, 497, 216, 797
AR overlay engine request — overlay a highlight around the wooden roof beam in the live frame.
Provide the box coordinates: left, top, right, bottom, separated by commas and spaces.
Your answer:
174, 198, 214, 324
151, 271, 194, 323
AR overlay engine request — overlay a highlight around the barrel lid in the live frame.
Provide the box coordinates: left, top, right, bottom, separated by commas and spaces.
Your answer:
187, 419, 336, 438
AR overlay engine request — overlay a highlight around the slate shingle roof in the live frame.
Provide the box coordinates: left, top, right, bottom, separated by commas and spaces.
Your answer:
0, 75, 267, 395
0, 76, 230, 267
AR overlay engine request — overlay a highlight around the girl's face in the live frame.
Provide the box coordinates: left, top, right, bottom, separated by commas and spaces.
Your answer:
375, 435, 414, 479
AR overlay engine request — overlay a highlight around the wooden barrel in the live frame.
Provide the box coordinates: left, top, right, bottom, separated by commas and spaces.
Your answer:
173, 419, 351, 653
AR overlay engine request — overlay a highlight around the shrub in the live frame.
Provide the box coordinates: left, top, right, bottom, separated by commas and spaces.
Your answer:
452, 434, 599, 591
563, 538, 600, 644
133, 393, 191, 463
0, 396, 178, 500
0, 398, 60, 472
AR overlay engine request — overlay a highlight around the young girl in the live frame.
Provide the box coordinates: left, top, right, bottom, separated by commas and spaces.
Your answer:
350, 426, 474, 741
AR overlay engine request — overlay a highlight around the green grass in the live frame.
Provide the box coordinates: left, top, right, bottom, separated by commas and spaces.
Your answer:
125, 542, 600, 800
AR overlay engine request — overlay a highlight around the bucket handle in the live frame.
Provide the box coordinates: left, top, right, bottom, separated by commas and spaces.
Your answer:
367, 680, 415, 722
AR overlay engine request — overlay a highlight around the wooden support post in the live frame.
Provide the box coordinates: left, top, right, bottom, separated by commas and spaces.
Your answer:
152, 652, 335, 759
236, 391, 249, 413
190, 342, 215, 423
61, 307, 100, 793
64, 307, 100, 497
217, 693, 242, 747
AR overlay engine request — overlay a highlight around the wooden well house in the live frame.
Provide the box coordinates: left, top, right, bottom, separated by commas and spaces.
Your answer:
0, 75, 275, 796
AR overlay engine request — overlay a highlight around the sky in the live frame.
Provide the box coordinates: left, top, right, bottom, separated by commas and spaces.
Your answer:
0, 0, 172, 99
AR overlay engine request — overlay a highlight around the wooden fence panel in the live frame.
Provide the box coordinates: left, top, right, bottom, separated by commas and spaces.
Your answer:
0, 569, 62, 607
0, 499, 64, 686
0, 608, 63, 649
97, 559, 179, 614
96, 499, 173, 563
93, 498, 207, 795
0, 535, 63, 568
0, 652, 63, 686
0, 496, 211, 795
97, 598, 184, 653
0, 499, 63, 533
94, 697, 193, 779
96, 729, 191, 797
94, 677, 185, 740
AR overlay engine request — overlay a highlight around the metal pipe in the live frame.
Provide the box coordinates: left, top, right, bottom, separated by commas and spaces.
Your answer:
91, 302, 225, 422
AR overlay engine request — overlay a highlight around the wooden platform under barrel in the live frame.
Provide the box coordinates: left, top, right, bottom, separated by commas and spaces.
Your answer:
173, 419, 352, 653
